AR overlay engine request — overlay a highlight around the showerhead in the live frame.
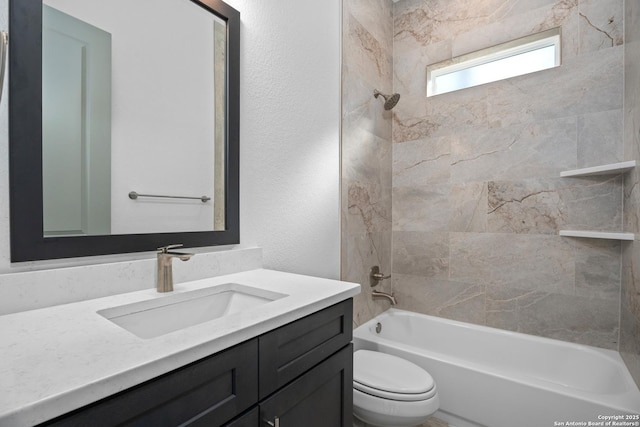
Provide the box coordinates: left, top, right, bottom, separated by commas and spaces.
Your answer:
374, 89, 400, 110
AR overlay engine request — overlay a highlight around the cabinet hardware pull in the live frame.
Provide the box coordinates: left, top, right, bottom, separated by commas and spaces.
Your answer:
265, 417, 280, 427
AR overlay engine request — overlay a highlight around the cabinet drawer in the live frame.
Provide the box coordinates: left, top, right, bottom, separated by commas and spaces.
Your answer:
259, 299, 352, 399
41, 339, 258, 427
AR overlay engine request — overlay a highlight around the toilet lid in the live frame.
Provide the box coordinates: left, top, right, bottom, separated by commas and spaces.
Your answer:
353, 350, 435, 397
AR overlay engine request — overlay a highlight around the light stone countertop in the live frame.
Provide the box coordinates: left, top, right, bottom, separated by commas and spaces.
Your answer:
0, 268, 360, 427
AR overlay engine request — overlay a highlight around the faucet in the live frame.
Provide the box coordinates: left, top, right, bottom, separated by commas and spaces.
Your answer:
372, 290, 397, 305
157, 244, 194, 293
369, 265, 397, 305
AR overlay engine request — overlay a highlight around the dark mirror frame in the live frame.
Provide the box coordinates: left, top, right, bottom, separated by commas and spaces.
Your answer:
9, 0, 240, 262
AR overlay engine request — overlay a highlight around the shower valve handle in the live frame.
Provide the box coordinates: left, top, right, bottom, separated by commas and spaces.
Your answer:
369, 265, 391, 286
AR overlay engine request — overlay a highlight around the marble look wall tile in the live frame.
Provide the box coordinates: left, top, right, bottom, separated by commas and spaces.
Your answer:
343, 17, 393, 145
621, 0, 640, 387
518, 292, 619, 349
577, 109, 623, 167
343, 75, 393, 142
488, 179, 567, 234
393, 0, 561, 56
449, 182, 487, 232
345, 232, 393, 328
393, 273, 486, 326
346, 181, 392, 234
487, 46, 623, 129
342, 0, 393, 329
393, 39, 451, 96
392, 231, 449, 278
562, 176, 623, 231
572, 237, 621, 300
622, 97, 639, 236
578, 0, 623, 52
450, 118, 576, 183
392, 136, 451, 187
485, 286, 532, 331
343, 126, 392, 188
623, 169, 640, 236
346, 0, 393, 54
392, 184, 450, 232
487, 176, 622, 234
392, 84, 489, 143
620, 243, 640, 386
344, 13, 392, 82
486, 286, 619, 349
450, 0, 579, 59
449, 233, 575, 294
382, 0, 626, 351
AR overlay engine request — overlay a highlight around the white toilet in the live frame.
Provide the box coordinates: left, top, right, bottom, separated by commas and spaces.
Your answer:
353, 350, 440, 427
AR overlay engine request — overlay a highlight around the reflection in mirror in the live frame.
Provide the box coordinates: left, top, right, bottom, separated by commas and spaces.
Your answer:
42, 5, 112, 237
8, 0, 240, 261
42, 0, 227, 236
427, 27, 561, 97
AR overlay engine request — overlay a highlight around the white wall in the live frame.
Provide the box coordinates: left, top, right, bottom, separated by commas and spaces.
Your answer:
0, 0, 341, 310
226, 0, 341, 279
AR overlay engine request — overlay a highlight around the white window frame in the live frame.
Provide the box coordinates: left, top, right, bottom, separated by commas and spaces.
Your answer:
426, 27, 561, 97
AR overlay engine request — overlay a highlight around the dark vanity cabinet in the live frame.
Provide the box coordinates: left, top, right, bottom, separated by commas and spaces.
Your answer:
40, 299, 353, 427
258, 345, 352, 427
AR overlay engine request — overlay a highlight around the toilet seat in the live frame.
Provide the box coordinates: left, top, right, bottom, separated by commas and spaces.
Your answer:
353, 350, 436, 401
352, 350, 440, 427
354, 380, 437, 401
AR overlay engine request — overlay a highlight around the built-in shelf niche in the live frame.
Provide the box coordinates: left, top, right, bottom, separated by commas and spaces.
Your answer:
558, 161, 636, 241
559, 230, 635, 241
560, 160, 636, 177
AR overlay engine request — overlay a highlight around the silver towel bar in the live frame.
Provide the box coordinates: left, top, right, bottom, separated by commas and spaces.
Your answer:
128, 191, 211, 203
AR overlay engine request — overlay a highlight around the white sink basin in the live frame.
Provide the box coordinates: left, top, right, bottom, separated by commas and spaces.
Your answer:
97, 283, 287, 339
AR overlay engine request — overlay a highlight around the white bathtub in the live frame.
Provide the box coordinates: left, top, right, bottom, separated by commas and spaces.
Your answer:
353, 309, 640, 427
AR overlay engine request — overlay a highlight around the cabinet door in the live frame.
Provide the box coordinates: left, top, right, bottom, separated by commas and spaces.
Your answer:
259, 344, 353, 427
41, 339, 258, 427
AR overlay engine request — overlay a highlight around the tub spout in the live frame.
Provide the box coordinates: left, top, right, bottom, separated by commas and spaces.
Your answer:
372, 290, 397, 305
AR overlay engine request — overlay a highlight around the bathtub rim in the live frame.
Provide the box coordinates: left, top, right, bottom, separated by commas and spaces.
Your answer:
353, 308, 640, 414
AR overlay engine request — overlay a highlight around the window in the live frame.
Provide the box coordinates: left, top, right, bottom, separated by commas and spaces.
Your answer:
426, 27, 561, 97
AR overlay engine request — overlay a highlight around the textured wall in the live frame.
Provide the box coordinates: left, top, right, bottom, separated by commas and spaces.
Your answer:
391, 0, 624, 349
342, 0, 395, 326
621, 0, 640, 388
224, 0, 341, 279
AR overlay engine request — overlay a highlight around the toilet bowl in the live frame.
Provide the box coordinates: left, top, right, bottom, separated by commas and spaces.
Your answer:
353, 350, 439, 427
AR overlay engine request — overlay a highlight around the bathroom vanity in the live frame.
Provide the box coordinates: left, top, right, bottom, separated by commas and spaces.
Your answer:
0, 269, 359, 426
43, 299, 353, 426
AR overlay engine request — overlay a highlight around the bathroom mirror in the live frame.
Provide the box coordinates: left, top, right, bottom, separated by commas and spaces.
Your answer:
427, 27, 561, 97
9, 0, 240, 261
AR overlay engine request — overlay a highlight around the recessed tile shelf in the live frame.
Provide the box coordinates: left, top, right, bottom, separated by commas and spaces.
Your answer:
559, 161, 636, 242
560, 160, 636, 177
559, 230, 635, 241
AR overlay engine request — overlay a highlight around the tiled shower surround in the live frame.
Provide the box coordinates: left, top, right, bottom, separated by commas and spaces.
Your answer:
622, 0, 640, 390
343, 0, 640, 385
342, 0, 394, 326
